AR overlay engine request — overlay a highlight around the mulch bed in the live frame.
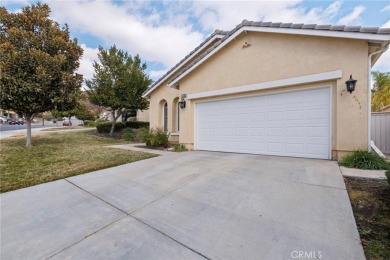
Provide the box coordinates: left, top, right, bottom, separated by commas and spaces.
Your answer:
344, 177, 390, 259
134, 145, 171, 151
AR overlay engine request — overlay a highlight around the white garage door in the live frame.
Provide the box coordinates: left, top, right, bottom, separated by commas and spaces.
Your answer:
195, 87, 331, 159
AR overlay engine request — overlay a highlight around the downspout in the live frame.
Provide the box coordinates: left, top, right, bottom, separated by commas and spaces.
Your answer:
367, 44, 389, 151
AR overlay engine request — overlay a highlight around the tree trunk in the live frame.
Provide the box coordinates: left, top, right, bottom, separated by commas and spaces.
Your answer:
69, 116, 72, 127
110, 110, 116, 136
26, 114, 32, 147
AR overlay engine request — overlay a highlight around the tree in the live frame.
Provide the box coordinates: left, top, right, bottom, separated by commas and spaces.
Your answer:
371, 71, 390, 112
52, 100, 96, 124
86, 45, 151, 136
74, 104, 96, 123
0, 3, 83, 146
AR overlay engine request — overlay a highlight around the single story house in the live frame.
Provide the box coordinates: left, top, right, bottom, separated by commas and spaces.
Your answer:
143, 21, 390, 160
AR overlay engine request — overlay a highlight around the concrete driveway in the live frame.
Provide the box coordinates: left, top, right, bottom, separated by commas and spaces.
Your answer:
0, 152, 364, 259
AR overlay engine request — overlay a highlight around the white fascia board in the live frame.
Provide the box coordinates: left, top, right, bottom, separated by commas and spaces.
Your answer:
249, 27, 390, 41
168, 26, 390, 87
187, 70, 342, 100
142, 35, 224, 98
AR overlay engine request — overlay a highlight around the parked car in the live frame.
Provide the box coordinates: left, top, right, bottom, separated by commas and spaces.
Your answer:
8, 118, 24, 125
0, 116, 8, 124
63, 120, 72, 126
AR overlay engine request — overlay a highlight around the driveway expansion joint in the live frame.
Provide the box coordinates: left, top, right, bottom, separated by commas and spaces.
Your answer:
64, 179, 129, 215
44, 216, 127, 260
129, 172, 203, 215
130, 216, 211, 260
64, 177, 211, 259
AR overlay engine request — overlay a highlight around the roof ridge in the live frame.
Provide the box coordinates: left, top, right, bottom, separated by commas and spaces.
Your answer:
144, 21, 390, 96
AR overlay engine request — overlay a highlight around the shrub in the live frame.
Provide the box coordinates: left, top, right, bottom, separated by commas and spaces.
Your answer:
96, 122, 125, 134
83, 121, 96, 127
140, 128, 170, 148
123, 128, 135, 142
96, 118, 109, 124
173, 144, 188, 152
339, 150, 390, 170
386, 170, 390, 186
139, 127, 153, 146
124, 121, 150, 129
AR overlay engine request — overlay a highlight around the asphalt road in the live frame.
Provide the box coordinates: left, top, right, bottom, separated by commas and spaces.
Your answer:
0, 124, 58, 132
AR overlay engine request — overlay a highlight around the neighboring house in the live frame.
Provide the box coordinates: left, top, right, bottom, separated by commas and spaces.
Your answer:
0, 108, 17, 118
136, 109, 150, 122
143, 21, 390, 160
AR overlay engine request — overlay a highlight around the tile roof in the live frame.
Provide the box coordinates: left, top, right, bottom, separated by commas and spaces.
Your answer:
146, 29, 228, 91
145, 20, 390, 95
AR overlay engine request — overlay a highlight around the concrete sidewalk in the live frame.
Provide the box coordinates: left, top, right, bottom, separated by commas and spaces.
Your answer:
0, 127, 90, 140
0, 152, 365, 259
340, 166, 387, 180
108, 143, 172, 155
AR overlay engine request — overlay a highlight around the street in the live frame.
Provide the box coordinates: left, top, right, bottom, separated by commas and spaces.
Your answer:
0, 124, 57, 132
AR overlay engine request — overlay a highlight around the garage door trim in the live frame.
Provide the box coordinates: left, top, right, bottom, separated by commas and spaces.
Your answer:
194, 85, 332, 159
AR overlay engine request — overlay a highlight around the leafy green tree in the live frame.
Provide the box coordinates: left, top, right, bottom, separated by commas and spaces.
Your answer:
74, 103, 96, 123
0, 3, 83, 146
86, 45, 151, 136
371, 71, 390, 112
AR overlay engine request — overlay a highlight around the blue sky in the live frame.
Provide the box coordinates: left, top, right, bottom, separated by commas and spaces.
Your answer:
3, 0, 390, 83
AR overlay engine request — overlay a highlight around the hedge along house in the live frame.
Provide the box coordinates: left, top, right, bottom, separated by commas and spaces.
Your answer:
143, 21, 390, 160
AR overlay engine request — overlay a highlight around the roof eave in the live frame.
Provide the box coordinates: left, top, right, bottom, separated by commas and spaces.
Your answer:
168, 26, 390, 87
142, 34, 225, 98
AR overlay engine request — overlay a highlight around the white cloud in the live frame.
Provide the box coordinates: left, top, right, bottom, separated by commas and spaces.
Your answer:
381, 5, 390, 12
78, 44, 99, 81
372, 49, 390, 72
149, 69, 169, 80
382, 20, 390, 28
192, 0, 343, 32
48, 1, 204, 68
338, 5, 366, 25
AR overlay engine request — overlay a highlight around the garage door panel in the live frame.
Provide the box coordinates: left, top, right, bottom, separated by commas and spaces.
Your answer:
267, 143, 283, 153
306, 144, 328, 155
250, 128, 265, 136
286, 126, 305, 137
267, 127, 283, 136
248, 142, 266, 152
285, 110, 304, 120
196, 87, 330, 159
267, 111, 284, 121
285, 143, 305, 153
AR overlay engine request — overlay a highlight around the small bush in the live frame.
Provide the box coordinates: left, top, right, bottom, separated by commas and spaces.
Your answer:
139, 127, 152, 146
173, 144, 188, 152
386, 170, 390, 186
140, 128, 170, 148
123, 128, 135, 142
83, 121, 96, 127
339, 150, 390, 170
96, 118, 109, 124
124, 121, 150, 129
96, 122, 125, 134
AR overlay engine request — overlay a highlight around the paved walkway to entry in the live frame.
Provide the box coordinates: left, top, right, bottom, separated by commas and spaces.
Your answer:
0, 152, 365, 259
340, 166, 387, 180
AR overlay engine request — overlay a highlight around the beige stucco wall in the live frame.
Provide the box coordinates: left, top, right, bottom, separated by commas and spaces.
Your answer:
149, 32, 370, 159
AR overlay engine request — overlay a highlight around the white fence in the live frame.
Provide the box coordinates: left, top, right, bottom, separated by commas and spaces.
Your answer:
371, 112, 390, 154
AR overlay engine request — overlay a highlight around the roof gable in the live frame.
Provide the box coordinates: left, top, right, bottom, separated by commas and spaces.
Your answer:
143, 20, 390, 97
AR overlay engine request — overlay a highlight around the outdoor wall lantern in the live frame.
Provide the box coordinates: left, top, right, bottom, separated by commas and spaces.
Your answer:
345, 75, 357, 94
178, 98, 186, 109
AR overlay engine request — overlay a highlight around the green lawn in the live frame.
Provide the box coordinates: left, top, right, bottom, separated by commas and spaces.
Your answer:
0, 130, 156, 193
